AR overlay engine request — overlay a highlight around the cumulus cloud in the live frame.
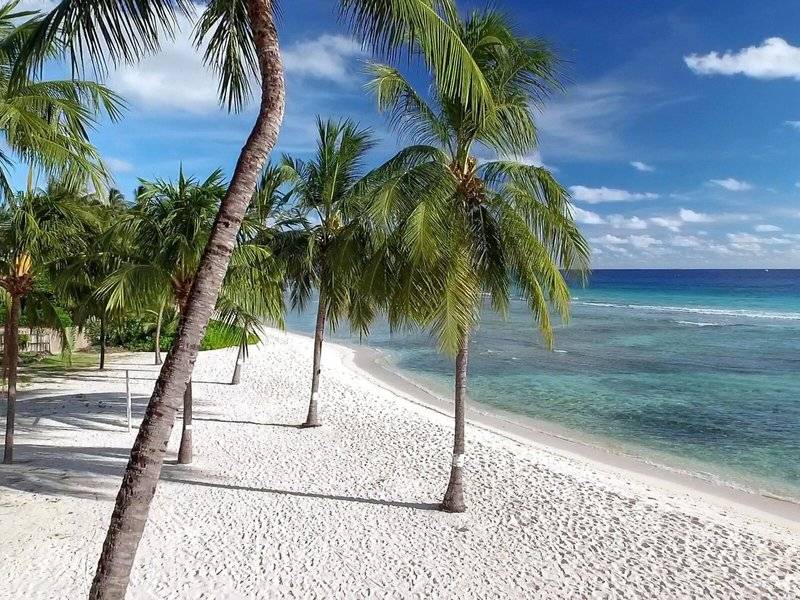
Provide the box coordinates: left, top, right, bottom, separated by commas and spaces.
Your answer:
679, 208, 713, 223
591, 233, 661, 250
571, 206, 605, 225
630, 161, 654, 172
282, 35, 363, 84
607, 214, 648, 230
755, 224, 782, 232
684, 37, 800, 80
108, 23, 362, 113
629, 235, 661, 249
592, 234, 628, 245
670, 235, 703, 248
650, 216, 682, 232
650, 208, 713, 232
708, 178, 753, 192
569, 185, 659, 204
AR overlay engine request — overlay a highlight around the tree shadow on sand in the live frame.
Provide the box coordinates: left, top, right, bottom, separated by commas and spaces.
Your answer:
161, 477, 441, 512
1, 390, 438, 511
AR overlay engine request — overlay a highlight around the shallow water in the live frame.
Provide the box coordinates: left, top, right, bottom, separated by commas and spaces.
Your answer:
285, 270, 800, 501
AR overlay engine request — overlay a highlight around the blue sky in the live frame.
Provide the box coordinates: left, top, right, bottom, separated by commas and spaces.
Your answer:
18, 0, 800, 268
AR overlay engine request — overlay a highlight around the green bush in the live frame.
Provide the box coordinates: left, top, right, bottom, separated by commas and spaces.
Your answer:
88, 315, 257, 352
18, 333, 30, 350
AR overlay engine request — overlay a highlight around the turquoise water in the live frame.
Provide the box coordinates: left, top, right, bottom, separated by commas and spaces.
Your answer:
285, 270, 800, 500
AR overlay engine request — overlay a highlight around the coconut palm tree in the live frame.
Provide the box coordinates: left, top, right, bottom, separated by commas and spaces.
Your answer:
100, 167, 284, 463
15, 1, 496, 596
0, 182, 96, 463
279, 117, 387, 427
368, 9, 590, 512
224, 163, 297, 385
54, 190, 130, 371
0, 1, 123, 197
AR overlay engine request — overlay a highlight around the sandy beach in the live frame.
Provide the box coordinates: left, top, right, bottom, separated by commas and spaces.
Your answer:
1, 328, 799, 599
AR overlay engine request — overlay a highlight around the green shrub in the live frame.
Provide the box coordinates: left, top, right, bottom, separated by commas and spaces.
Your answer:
88, 315, 257, 352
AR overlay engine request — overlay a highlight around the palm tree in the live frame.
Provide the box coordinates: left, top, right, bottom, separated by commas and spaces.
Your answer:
0, 182, 96, 463
15, 1, 496, 596
280, 117, 384, 427
224, 163, 296, 385
368, 9, 590, 512
54, 190, 129, 371
0, 1, 123, 197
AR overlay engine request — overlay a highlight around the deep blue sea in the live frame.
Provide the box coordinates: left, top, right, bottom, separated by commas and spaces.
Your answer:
285, 270, 800, 501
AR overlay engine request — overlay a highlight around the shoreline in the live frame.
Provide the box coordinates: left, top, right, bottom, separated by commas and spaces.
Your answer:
4, 331, 800, 598
310, 331, 800, 531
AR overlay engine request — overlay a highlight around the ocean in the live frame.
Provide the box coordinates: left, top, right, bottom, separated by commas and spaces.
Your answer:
284, 270, 800, 501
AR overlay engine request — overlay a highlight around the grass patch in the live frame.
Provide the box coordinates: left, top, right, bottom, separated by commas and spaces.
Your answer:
17, 351, 100, 384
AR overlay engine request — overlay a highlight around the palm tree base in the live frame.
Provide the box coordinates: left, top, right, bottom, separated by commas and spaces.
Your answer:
441, 464, 466, 512
300, 421, 322, 428
439, 500, 466, 513
177, 435, 192, 464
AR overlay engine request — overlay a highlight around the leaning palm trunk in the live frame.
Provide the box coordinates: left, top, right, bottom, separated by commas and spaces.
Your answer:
441, 332, 469, 512
231, 338, 244, 385
2, 295, 21, 464
302, 291, 326, 427
154, 303, 163, 366
88, 3, 285, 598
99, 312, 107, 370
177, 380, 192, 463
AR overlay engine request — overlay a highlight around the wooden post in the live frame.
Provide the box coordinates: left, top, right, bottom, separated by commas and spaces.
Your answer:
125, 370, 132, 433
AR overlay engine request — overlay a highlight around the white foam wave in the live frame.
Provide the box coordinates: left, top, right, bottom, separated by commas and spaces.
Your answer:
574, 301, 800, 321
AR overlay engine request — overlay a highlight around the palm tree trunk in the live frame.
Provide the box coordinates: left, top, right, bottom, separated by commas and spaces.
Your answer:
3, 295, 21, 464
99, 312, 106, 371
154, 303, 163, 366
88, 3, 284, 598
231, 338, 244, 385
302, 291, 326, 428
440, 332, 469, 513
177, 380, 192, 464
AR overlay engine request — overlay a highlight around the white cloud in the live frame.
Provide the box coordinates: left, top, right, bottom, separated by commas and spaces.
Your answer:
607, 214, 648, 230
108, 22, 362, 113
684, 37, 800, 80
107, 11, 219, 113
755, 224, 782, 232
670, 235, 702, 248
282, 35, 363, 84
106, 157, 134, 173
726, 232, 789, 247
708, 178, 753, 191
592, 234, 628, 245
569, 185, 658, 204
537, 81, 638, 160
650, 208, 725, 232
630, 161, 654, 172
786, 121, 800, 131
591, 233, 661, 250
679, 208, 713, 223
572, 206, 605, 225
629, 235, 661, 249
650, 216, 682, 232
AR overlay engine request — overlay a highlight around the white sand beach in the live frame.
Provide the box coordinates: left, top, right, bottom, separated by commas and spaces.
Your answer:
1, 329, 799, 599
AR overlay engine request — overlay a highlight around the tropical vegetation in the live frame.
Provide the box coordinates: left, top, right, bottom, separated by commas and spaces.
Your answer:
365, 7, 590, 511
0, 0, 590, 598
